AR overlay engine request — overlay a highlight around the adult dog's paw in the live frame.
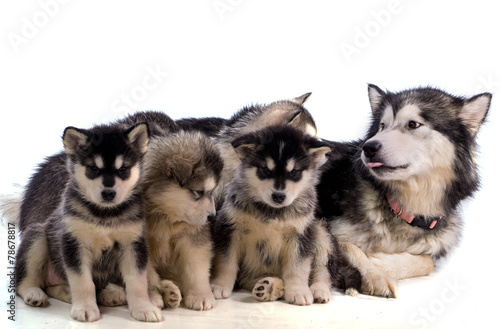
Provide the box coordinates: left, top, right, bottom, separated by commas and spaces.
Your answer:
362, 269, 398, 298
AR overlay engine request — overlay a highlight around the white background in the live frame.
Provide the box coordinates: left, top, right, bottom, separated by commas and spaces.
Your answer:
1, 1, 499, 328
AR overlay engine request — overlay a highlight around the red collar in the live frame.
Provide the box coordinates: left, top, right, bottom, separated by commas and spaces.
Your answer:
386, 194, 442, 230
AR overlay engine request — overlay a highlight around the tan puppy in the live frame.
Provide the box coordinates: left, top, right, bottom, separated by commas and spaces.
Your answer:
144, 131, 223, 311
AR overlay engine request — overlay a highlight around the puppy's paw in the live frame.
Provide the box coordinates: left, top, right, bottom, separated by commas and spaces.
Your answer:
252, 277, 285, 302
21, 287, 48, 307
284, 285, 314, 306
46, 284, 72, 303
184, 291, 215, 311
211, 283, 233, 299
158, 280, 181, 308
149, 288, 164, 309
129, 300, 162, 322
345, 287, 359, 297
362, 269, 398, 298
309, 282, 331, 304
98, 283, 127, 306
71, 302, 100, 322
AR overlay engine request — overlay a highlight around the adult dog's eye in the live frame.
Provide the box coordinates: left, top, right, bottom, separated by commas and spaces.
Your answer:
380, 122, 385, 131
408, 121, 422, 129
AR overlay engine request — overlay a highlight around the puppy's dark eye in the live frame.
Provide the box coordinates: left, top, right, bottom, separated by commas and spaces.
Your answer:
289, 169, 301, 178
88, 165, 100, 174
117, 166, 128, 174
259, 167, 272, 177
408, 121, 422, 129
380, 122, 385, 131
192, 190, 204, 200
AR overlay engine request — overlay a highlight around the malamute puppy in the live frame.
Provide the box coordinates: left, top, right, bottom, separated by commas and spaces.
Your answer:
211, 125, 360, 305
15, 123, 163, 322
143, 131, 223, 311
316, 85, 492, 297
212, 93, 318, 209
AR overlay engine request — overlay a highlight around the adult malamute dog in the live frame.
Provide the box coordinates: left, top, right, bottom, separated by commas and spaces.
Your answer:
316, 85, 492, 297
212, 93, 317, 209
15, 123, 163, 322
143, 131, 223, 311
211, 125, 360, 305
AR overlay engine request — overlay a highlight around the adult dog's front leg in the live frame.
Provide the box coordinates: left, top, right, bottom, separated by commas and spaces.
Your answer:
339, 242, 398, 298
368, 252, 434, 280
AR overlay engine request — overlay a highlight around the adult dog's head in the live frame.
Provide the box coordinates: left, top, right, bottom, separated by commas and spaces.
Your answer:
362, 85, 491, 186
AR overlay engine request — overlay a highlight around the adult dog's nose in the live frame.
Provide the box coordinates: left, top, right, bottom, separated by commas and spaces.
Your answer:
363, 140, 382, 159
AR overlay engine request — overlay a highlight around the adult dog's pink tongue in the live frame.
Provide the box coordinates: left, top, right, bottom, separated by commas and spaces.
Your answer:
367, 162, 383, 168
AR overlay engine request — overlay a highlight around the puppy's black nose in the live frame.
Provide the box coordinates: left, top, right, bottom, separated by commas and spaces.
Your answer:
363, 140, 382, 159
272, 193, 286, 204
101, 189, 116, 201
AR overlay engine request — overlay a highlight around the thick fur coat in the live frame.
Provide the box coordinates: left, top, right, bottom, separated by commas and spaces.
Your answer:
316, 85, 492, 297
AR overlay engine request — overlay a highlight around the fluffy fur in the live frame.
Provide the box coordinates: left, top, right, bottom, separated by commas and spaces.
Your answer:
211, 93, 318, 209
143, 131, 223, 311
15, 123, 163, 322
211, 125, 361, 305
93, 95, 317, 211
316, 84, 492, 297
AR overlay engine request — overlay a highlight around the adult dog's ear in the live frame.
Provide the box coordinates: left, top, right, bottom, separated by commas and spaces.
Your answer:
368, 84, 387, 114
232, 134, 257, 161
63, 127, 90, 155
166, 159, 194, 187
126, 122, 150, 154
460, 93, 492, 136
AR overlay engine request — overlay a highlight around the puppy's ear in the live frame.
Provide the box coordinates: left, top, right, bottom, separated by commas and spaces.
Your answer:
306, 139, 332, 167
288, 110, 318, 137
368, 84, 387, 114
288, 110, 303, 126
126, 122, 150, 154
166, 160, 193, 187
291, 92, 312, 105
232, 135, 257, 160
63, 127, 89, 155
460, 93, 492, 136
